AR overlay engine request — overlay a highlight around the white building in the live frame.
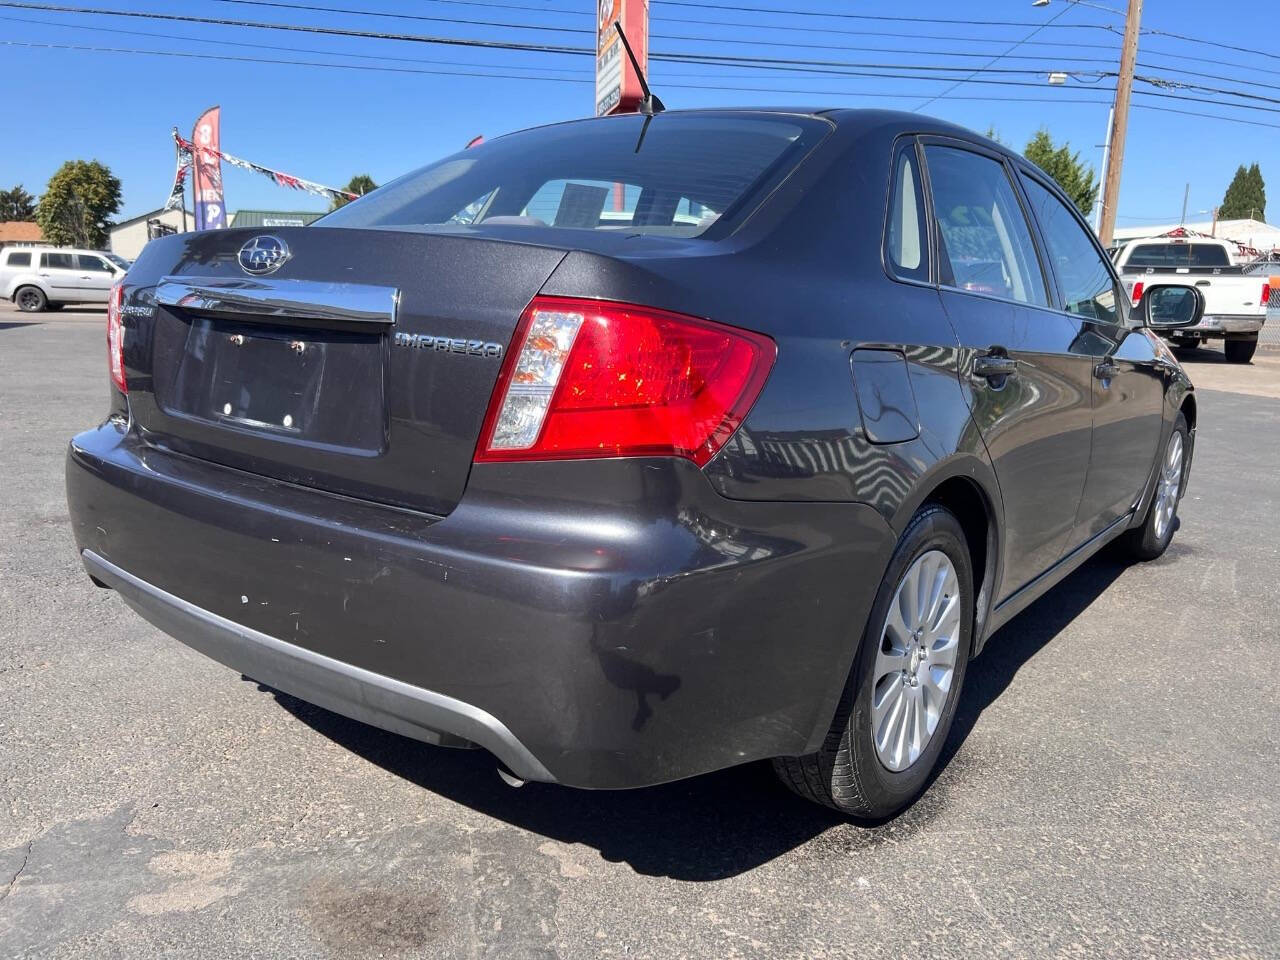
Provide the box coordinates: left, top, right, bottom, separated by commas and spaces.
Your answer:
1113, 218, 1280, 255
108, 208, 192, 260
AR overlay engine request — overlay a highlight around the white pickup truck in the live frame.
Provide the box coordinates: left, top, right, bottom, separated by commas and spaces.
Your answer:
1113, 237, 1270, 363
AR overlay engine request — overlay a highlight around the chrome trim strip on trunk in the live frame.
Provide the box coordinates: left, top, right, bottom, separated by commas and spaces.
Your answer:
81, 549, 554, 783
155, 276, 399, 326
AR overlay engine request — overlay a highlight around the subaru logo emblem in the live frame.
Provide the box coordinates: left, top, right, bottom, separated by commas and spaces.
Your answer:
238, 235, 290, 276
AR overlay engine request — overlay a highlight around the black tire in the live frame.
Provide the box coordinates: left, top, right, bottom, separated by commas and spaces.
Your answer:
14, 286, 46, 312
773, 504, 974, 819
1117, 411, 1189, 562
1224, 338, 1257, 364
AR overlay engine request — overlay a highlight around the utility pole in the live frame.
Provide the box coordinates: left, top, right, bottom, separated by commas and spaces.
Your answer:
1098, 0, 1142, 248
1180, 183, 1189, 225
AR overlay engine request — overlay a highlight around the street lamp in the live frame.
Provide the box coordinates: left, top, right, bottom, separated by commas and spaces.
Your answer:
1032, 0, 1126, 15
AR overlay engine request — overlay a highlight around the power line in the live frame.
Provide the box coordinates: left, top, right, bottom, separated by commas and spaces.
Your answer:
0, 1, 590, 55
0, 13, 588, 73
916, 2, 1075, 110
611, 0, 1117, 29
207, 0, 1115, 62
9, 35, 1280, 133
0, 2, 1118, 80
6, 3, 1280, 129
388, 0, 1280, 68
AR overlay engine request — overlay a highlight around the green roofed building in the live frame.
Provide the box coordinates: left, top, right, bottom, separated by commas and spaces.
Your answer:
227, 210, 324, 229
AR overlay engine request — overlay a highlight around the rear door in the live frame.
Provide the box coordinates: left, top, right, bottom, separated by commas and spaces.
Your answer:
922, 139, 1093, 600
1019, 172, 1166, 545
38, 251, 82, 299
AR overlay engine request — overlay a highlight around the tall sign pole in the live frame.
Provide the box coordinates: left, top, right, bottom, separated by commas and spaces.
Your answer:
1098, 0, 1142, 247
595, 0, 649, 117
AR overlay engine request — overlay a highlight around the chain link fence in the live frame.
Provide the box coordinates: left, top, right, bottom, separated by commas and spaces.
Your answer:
1264, 272, 1280, 348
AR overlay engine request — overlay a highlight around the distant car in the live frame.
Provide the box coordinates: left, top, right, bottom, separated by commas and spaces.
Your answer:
66, 109, 1205, 818
2, 246, 127, 311
1113, 237, 1268, 363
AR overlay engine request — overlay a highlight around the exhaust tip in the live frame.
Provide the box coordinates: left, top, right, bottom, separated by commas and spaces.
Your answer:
496, 765, 526, 788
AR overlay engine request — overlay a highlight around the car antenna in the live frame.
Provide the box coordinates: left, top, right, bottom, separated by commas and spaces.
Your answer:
612, 20, 664, 153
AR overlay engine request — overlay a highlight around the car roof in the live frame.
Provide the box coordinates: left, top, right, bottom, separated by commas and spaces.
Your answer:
497, 107, 1009, 156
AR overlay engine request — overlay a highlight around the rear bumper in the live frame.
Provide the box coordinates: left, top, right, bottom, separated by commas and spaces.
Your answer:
83, 548, 554, 782
67, 423, 893, 789
1172, 314, 1264, 337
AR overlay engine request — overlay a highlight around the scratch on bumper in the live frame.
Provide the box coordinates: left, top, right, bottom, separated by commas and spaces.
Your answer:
82, 548, 556, 784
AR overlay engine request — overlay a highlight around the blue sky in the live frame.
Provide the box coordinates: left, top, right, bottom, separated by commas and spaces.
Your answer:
4, 0, 1274, 226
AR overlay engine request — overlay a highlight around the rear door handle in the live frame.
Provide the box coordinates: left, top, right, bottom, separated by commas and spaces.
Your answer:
1094, 359, 1119, 380
972, 350, 1018, 381
1195, 280, 1211, 287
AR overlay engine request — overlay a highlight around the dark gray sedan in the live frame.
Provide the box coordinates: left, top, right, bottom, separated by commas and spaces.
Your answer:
66, 109, 1201, 818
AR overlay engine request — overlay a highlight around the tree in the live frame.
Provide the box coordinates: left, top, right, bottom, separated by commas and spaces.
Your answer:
330, 173, 378, 210
0, 185, 36, 221
1220, 163, 1266, 221
1023, 129, 1099, 217
36, 160, 121, 248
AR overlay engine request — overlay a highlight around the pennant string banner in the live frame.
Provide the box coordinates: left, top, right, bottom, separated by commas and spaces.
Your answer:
172, 131, 358, 204
164, 133, 193, 212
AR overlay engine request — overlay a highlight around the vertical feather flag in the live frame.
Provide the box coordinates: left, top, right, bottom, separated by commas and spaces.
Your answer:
191, 106, 226, 230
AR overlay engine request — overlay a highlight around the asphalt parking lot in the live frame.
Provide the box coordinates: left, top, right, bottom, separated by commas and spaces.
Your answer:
1, 303, 1277, 959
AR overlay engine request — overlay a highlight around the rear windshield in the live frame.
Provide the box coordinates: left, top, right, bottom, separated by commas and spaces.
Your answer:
321, 114, 826, 238
1126, 242, 1231, 268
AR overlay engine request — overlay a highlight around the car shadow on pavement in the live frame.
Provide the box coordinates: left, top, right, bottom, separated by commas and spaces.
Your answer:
268, 550, 1133, 881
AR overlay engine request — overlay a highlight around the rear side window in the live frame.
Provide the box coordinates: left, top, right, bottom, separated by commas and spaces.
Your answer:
1021, 175, 1120, 324
924, 145, 1048, 307
885, 141, 929, 283
320, 114, 827, 238
5, 251, 31, 267
1125, 242, 1230, 268
40, 252, 75, 270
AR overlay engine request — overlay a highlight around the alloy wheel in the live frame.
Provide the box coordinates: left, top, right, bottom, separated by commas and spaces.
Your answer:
870, 550, 961, 772
1152, 430, 1184, 541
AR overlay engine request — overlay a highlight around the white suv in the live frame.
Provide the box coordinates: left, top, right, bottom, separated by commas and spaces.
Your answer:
1, 247, 129, 312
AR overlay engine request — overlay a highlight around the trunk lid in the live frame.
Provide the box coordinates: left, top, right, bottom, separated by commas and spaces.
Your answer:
123, 227, 565, 515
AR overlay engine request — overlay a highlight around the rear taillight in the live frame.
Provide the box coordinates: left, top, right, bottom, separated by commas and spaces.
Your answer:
107, 280, 126, 393
1131, 281, 1144, 305
475, 296, 775, 466
1262, 282, 1270, 306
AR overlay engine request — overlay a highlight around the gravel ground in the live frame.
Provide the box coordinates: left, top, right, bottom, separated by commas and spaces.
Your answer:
1, 305, 1277, 959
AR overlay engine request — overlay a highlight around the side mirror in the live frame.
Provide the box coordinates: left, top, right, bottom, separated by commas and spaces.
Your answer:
1135, 283, 1205, 329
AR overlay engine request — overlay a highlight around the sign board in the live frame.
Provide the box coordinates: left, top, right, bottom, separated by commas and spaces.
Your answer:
595, 0, 649, 116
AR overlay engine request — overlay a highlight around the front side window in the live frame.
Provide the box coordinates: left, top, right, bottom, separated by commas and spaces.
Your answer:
885, 141, 929, 283
77, 254, 110, 272
1021, 175, 1120, 324
924, 145, 1047, 306
5, 251, 31, 267
320, 114, 827, 238
40, 252, 75, 270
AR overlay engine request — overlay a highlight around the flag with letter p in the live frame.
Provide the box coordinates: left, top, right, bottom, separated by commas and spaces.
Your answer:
191, 106, 226, 230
